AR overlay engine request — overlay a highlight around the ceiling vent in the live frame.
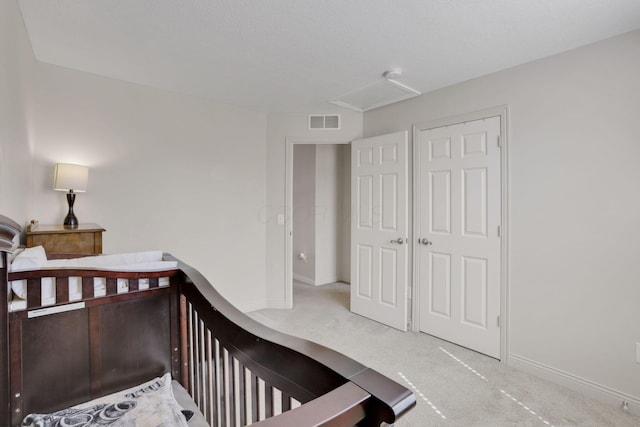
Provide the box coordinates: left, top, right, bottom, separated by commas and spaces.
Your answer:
309, 114, 340, 130
329, 70, 421, 112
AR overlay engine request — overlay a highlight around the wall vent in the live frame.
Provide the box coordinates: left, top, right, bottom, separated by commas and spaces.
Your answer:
309, 114, 340, 130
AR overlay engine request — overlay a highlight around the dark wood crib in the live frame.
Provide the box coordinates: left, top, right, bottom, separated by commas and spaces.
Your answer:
1, 216, 415, 426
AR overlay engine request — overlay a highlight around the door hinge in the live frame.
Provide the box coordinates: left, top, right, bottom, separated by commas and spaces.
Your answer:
497, 225, 501, 237
407, 321, 412, 329
497, 315, 500, 328
497, 135, 501, 148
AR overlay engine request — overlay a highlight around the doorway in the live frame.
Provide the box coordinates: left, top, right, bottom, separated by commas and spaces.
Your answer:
285, 139, 351, 308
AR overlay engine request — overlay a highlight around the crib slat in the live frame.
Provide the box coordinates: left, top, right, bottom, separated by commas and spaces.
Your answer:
106, 278, 117, 296
197, 316, 205, 414
228, 354, 236, 427
191, 310, 202, 410
187, 303, 195, 398
281, 392, 292, 412
169, 285, 181, 382
149, 277, 159, 288
264, 382, 273, 419
56, 277, 69, 304
180, 296, 189, 392
205, 330, 215, 427
202, 325, 210, 424
82, 277, 93, 299
213, 338, 221, 427
198, 318, 207, 422
220, 347, 229, 426
251, 372, 259, 422
26, 278, 40, 308
238, 363, 247, 426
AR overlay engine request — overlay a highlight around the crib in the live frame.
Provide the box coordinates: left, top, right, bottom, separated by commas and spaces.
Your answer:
0, 215, 415, 426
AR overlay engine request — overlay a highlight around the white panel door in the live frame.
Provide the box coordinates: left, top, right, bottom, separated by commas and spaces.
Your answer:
416, 117, 501, 358
351, 131, 409, 331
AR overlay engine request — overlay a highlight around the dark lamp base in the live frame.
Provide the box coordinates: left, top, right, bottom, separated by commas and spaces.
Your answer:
64, 191, 79, 229
63, 215, 78, 229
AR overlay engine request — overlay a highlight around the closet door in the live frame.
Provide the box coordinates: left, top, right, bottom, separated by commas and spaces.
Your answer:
415, 117, 501, 358
351, 131, 409, 331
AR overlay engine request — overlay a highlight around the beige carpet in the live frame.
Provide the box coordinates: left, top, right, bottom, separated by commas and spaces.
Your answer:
248, 281, 640, 427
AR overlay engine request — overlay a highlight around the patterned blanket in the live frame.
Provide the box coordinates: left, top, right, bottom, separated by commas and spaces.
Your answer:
22, 373, 189, 427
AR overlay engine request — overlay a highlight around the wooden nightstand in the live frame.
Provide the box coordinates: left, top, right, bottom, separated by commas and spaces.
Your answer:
26, 223, 106, 255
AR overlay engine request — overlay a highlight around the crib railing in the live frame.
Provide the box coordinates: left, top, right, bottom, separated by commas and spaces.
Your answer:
2, 250, 415, 426
174, 256, 415, 426
8, 268, 176, 310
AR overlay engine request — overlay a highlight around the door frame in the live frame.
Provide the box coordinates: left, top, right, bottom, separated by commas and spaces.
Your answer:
284, 138, 351, 309
411, 105, 510, 362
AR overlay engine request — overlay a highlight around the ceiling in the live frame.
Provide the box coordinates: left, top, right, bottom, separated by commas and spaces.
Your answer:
18, 0, 640, 113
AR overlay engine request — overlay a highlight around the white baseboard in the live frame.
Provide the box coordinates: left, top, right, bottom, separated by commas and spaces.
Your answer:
293, 273, 315, 285
509, 353, 640, 417
293, 273, 341, 286
314, 276, 338, 286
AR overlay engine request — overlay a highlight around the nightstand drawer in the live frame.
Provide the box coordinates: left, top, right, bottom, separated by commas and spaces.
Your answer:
26, 223, 105, 255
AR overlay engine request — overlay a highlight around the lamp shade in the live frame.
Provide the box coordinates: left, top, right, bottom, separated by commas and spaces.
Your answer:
53, 163, 89, 192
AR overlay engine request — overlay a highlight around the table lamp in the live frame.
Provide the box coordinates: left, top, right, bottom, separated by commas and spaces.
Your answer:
53, 163, 89, 228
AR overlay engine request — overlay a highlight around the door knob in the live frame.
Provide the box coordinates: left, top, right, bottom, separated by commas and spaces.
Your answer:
420, 238, 433, 245
390, 238, 405, 244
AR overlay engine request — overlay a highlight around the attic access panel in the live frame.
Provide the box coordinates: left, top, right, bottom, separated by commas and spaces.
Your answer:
329, 78, 421, 112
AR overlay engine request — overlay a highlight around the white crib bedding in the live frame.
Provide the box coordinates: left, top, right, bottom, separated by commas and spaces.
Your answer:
21, 373, 205, 427
8, 246, 177, 312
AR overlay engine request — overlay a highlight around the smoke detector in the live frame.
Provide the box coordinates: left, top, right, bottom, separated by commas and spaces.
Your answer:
383, 69, 403, 80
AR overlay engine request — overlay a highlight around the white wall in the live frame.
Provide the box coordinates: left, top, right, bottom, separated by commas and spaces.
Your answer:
314, 144, 340, 285
0, 0, 34, 225
25, 62, 268, 311
265, 112, 362, 307
364, 30, 640, 408
292, 144, 316, 283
